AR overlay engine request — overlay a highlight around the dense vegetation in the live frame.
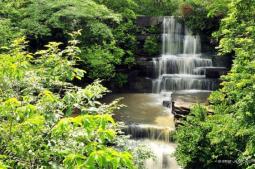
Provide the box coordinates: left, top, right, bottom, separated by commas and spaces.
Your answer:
0, 0, 179, 168
0, 0, 182, 89
0, 32, 138, 168
0, 0, 133, 85
175, 0, 255, 168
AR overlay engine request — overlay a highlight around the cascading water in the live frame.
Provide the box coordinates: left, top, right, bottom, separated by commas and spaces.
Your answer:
103, 93, 179, 169
152, 16, 217, 93
104, 16, 222, 169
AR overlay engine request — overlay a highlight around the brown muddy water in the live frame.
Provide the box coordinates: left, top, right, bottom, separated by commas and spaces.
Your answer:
103, 93, 181, 169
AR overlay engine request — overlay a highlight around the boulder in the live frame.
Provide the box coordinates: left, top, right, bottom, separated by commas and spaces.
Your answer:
162, 100, 171, 108
171, 91, 212, 127
172, 101, 191, 119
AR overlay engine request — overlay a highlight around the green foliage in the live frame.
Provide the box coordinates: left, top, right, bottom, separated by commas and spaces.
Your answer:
175, 105, 242, 168
18, 0, 120, 38
0, 0, 132, 86
175, 105, 211, 168
179, 2, 208, 33
112, 73, 128, 88
210, 1, 255, 167
84, 21, 115, 45
131, 145, 154, 168
113, 19, 137, 63
94, 0, 138, 86
0, 37, 136, 168
0, 0, 191, 87
83, 43, 124, 80
94, 0, 138, 18
177, 0, 230, 33
134, 0, 180, 16
0, 160, 8, 169
175, 0, 255, 168
181, 0, 230, 17
0, 19, 21, 47
144, 36, 160, 56
52, 115, 134, 168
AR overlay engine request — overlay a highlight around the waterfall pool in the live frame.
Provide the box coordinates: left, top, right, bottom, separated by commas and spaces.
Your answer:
104, 93, 174, 128
103, 91, 211, 169
103, 93, 181, 169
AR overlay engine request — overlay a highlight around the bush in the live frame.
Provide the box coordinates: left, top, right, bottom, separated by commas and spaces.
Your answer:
82, 43, 124, 80
0, 35, 136, 168
112, 73, 128, 88
144, 36, 160, 56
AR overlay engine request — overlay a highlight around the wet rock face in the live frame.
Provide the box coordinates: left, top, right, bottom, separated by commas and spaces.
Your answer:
212, 54, 233, 69
171, 101, 190, 127
117, 70, 153, 93
127, 77, 152, 93
136, 59, 155, 78
205, 67, 228, 78
136, 16, 163, 27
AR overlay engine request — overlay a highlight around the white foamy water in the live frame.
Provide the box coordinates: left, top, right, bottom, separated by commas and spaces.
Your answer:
103, 93, 182, 169
128, 139, 181, 169
152, 16, 217, 93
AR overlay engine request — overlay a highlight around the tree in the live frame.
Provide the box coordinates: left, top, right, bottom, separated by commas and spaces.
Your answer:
0, 34, 136, 168
175, 0, 255, 168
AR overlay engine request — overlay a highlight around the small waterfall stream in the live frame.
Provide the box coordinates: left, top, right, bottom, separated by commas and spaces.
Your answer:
152, 16, 217, 93
104, 94, 179, 169
105, 16, 221, 169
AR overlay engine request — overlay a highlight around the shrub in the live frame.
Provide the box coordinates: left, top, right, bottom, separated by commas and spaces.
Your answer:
144, 36, 160, 56
0, 35, 136, 168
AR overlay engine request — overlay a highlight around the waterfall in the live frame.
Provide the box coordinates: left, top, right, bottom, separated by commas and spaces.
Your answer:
152, 16, 217, 93
104, 17, 222, 169
124, 124, 173, 142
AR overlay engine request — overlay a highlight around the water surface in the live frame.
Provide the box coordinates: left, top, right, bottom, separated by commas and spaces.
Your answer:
104, 93, 175, 129
104, 93, 181, 169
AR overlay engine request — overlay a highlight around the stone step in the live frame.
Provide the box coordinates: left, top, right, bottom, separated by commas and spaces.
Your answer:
161, 74, 206, 79
122, 124, 175, 142
205, 67, 228, 78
